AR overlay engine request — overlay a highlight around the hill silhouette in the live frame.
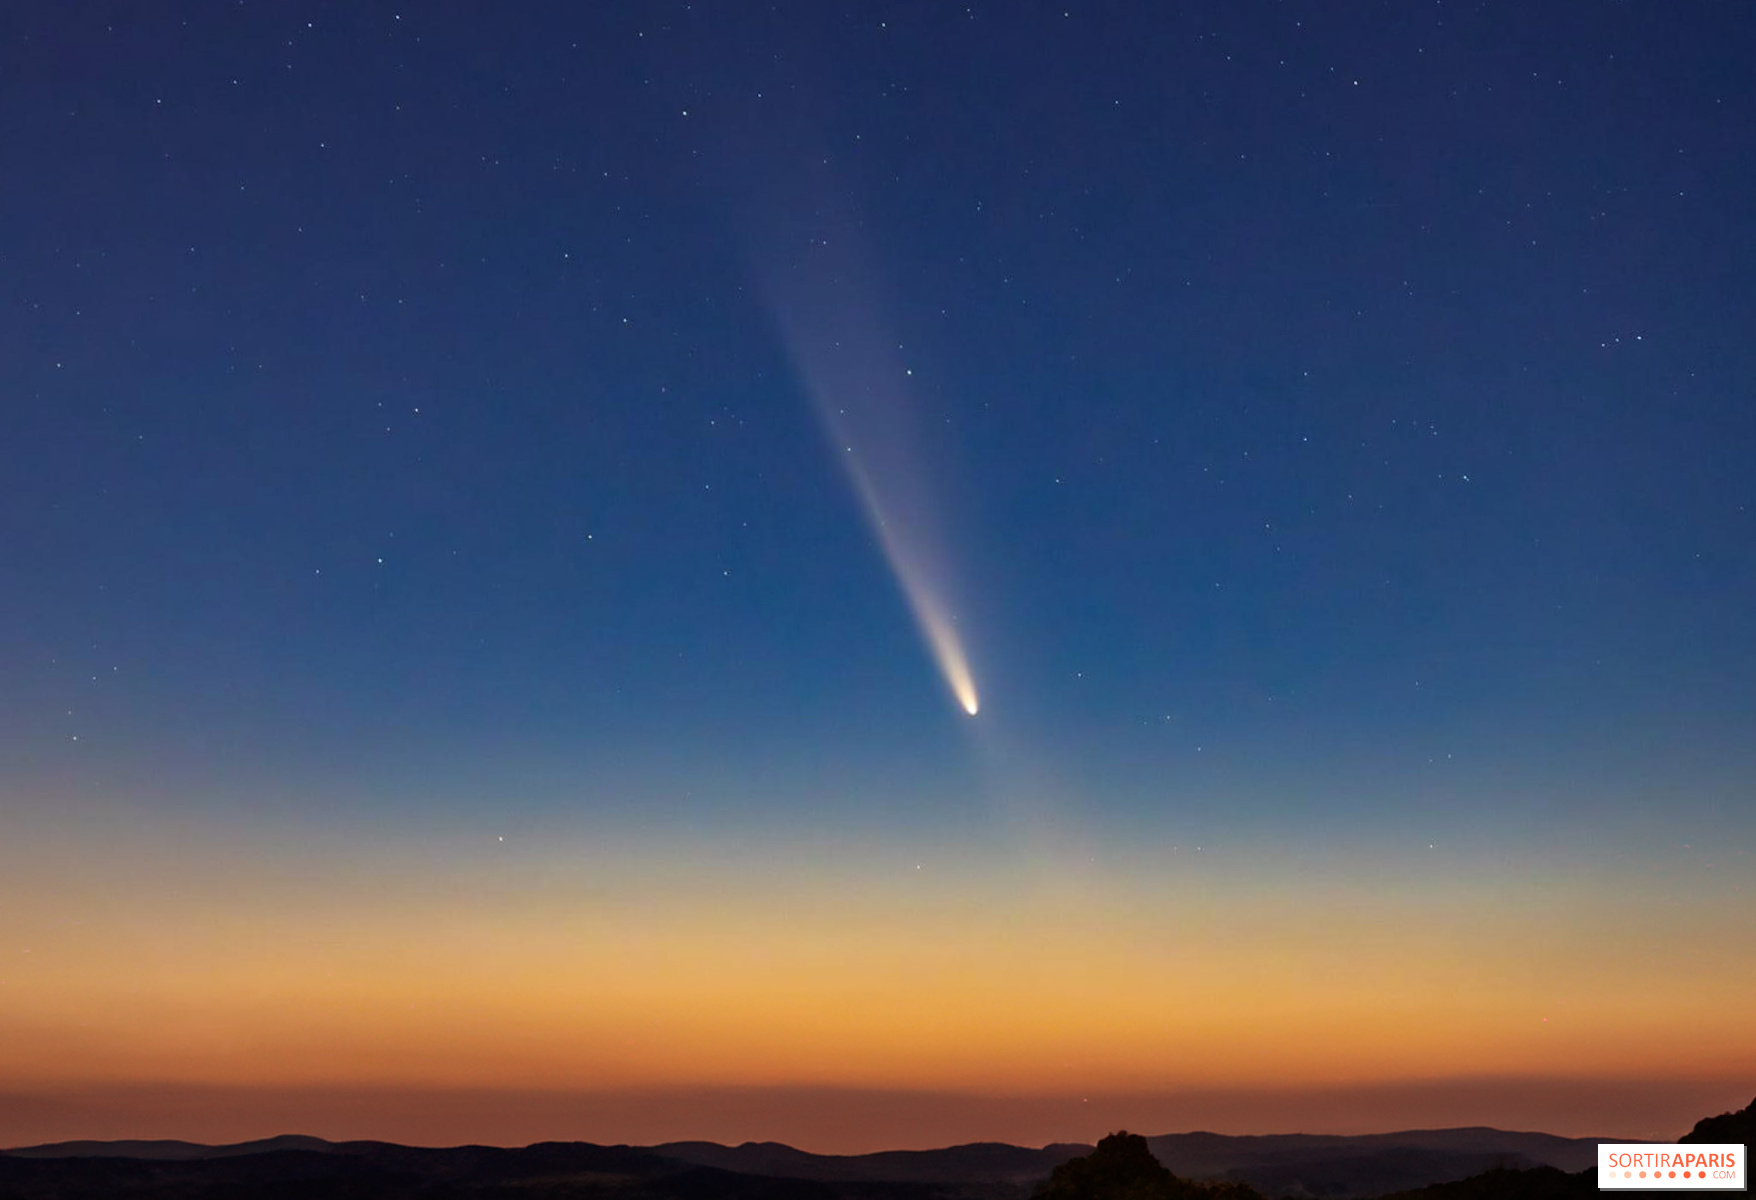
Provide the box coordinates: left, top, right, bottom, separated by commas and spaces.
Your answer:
1363, 1094, 1755, 1199
1, 1093, 1747, 1199
1034, 1132, 1262, 1200
1681, 1095, 1755, 1146
1139, 1128, 1601, 1195
0, 1140, 944, 1200
655, 1141, 1087, 1185
0, 1127, 1610, 1197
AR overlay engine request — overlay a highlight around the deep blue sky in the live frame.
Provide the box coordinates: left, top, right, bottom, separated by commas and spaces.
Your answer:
4, 1, 1753, 837
5, 1, 1756, 1146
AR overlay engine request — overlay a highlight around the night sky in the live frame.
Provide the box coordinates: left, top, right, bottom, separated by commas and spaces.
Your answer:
3, 1, 1753, 1152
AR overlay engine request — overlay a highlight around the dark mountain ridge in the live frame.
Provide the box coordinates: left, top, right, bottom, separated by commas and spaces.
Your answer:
654, 1141, 1091, 1184
0, 1140, 937, 1200
2, 1134, 340, 1161
3, 1097, 1749, 1199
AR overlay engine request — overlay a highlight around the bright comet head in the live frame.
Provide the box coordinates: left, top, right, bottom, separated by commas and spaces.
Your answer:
916, 593, 980, 718
950, 663, 979, 716
763, 236, 984, 725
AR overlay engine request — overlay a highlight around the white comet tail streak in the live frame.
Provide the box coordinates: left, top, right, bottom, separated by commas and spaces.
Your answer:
762, 251, 980, 719
841, 455, 980, 717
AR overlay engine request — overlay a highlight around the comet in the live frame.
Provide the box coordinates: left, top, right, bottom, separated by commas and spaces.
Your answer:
764, 231, 981, 718
839, 450, 981, 717
713, 106, 983, 718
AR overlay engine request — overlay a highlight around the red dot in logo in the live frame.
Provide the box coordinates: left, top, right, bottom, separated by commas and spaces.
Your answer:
1685, 1171, 1692, 1177
1669, 1171, 1676, 1177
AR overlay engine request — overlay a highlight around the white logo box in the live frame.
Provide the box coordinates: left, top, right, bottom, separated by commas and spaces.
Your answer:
1599, 1143, 1746, 1191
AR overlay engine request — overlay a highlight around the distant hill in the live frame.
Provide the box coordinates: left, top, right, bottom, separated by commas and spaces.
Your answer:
3, 1128, 1609, 1197
651, 1129, 1610, 1198
1142, 1127, 1605, 1197
2, 1134, 338, 1161
0, 1140, 937, 1200
1314, 1095, 1755, 1199
655, 1141, 1089, 1185
3, 1099, 1745, 1200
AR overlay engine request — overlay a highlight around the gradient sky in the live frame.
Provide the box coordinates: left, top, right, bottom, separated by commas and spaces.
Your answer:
2, 1, 1753, 1151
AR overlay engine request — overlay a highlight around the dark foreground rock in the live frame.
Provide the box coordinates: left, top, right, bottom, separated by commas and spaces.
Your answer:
1034, 1132, 1264, 1200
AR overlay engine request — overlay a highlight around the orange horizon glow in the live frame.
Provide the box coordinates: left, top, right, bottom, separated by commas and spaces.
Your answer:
4, 814, 1751, 1111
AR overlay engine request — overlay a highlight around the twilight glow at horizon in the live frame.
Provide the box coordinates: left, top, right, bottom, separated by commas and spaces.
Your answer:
2, 0, 1753, 1157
